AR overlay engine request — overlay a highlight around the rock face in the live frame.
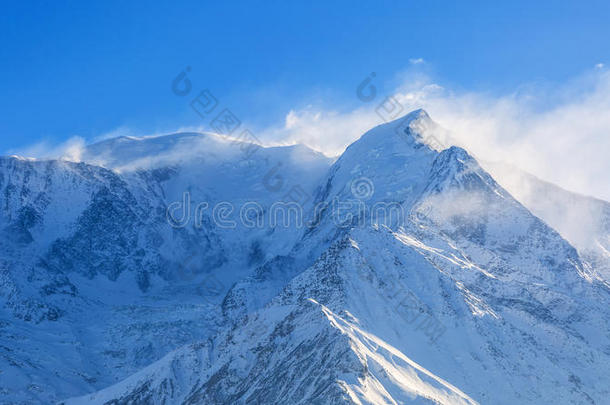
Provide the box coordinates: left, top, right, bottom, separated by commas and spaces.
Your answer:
483, 160, 610, 283
2, 112, 609, 404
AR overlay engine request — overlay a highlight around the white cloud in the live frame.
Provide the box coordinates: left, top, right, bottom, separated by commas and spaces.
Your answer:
409, 58, 425, 65
9, 136, 86, 162
424, 70, 610, 202
256, 68, 610, 202
9, 66, 610, 204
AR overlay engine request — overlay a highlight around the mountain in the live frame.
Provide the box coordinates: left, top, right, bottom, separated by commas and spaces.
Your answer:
483, 161, 610, 283
2, 110, 610, 404
0, 133, 331, 403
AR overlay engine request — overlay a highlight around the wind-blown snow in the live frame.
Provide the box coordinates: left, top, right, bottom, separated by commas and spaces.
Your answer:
1, 110, 609, 405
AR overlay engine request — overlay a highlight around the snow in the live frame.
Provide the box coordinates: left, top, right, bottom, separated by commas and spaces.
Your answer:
2, 109, 610, 404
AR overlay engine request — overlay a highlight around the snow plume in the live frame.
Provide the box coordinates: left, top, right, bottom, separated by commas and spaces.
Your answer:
8, 66, 609, 204
8, 136, 86, 162
419, 191, 489, 225
421, 70, 610, 203
262, 66, 610, 203
82, 131, 252, 172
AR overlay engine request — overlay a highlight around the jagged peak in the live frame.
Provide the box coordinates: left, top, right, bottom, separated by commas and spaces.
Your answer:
435, 145, 474, 165
423, 145, 507, 198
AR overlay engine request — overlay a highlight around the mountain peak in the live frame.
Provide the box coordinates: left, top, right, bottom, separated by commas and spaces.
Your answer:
402, 107, 430, 121
347, 108, 444, 158
380, 108, 432, 133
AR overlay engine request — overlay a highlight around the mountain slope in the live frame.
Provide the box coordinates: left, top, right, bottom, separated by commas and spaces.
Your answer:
60, 110, 610, 405
0, 135, 332, 404
484, 161, 610, 283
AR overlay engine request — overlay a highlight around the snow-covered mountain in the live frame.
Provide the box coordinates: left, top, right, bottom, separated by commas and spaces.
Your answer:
0, 132, 331, 403
483, 161, 610, 283
2, 110, 609, 404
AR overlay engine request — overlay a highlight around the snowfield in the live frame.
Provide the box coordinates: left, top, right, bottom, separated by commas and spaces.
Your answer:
1, 110, 609, 404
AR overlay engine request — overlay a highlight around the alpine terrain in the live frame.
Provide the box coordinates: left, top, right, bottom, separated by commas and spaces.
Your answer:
1, 110, 609, 404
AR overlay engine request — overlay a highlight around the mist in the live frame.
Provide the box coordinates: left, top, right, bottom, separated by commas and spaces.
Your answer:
260, 66, 610, 203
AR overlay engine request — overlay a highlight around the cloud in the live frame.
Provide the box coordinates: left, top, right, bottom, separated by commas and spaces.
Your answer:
8, 65, 609, 205
8, 66, 609, 258
258, 66, 610, 202
260, 106, 376, 153
254, 68, 610, 261
9, 136, 86, 162
409, 58, 425, 65
421, 69, 610, 203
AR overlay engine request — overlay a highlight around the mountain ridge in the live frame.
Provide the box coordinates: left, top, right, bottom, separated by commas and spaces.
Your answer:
2, 110, 609, 404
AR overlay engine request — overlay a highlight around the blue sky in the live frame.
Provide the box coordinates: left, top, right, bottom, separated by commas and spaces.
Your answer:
1, 0, 609, 153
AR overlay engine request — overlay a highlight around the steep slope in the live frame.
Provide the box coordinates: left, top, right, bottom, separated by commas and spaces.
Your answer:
68, 222, 610, 404
64, 235, 480, 405
64, 110, 610, 404
484, 161, 610, 283
0, 134, 332, 404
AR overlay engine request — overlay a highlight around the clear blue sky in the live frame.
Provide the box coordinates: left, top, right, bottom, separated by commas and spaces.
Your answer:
1, 0, 609, 152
